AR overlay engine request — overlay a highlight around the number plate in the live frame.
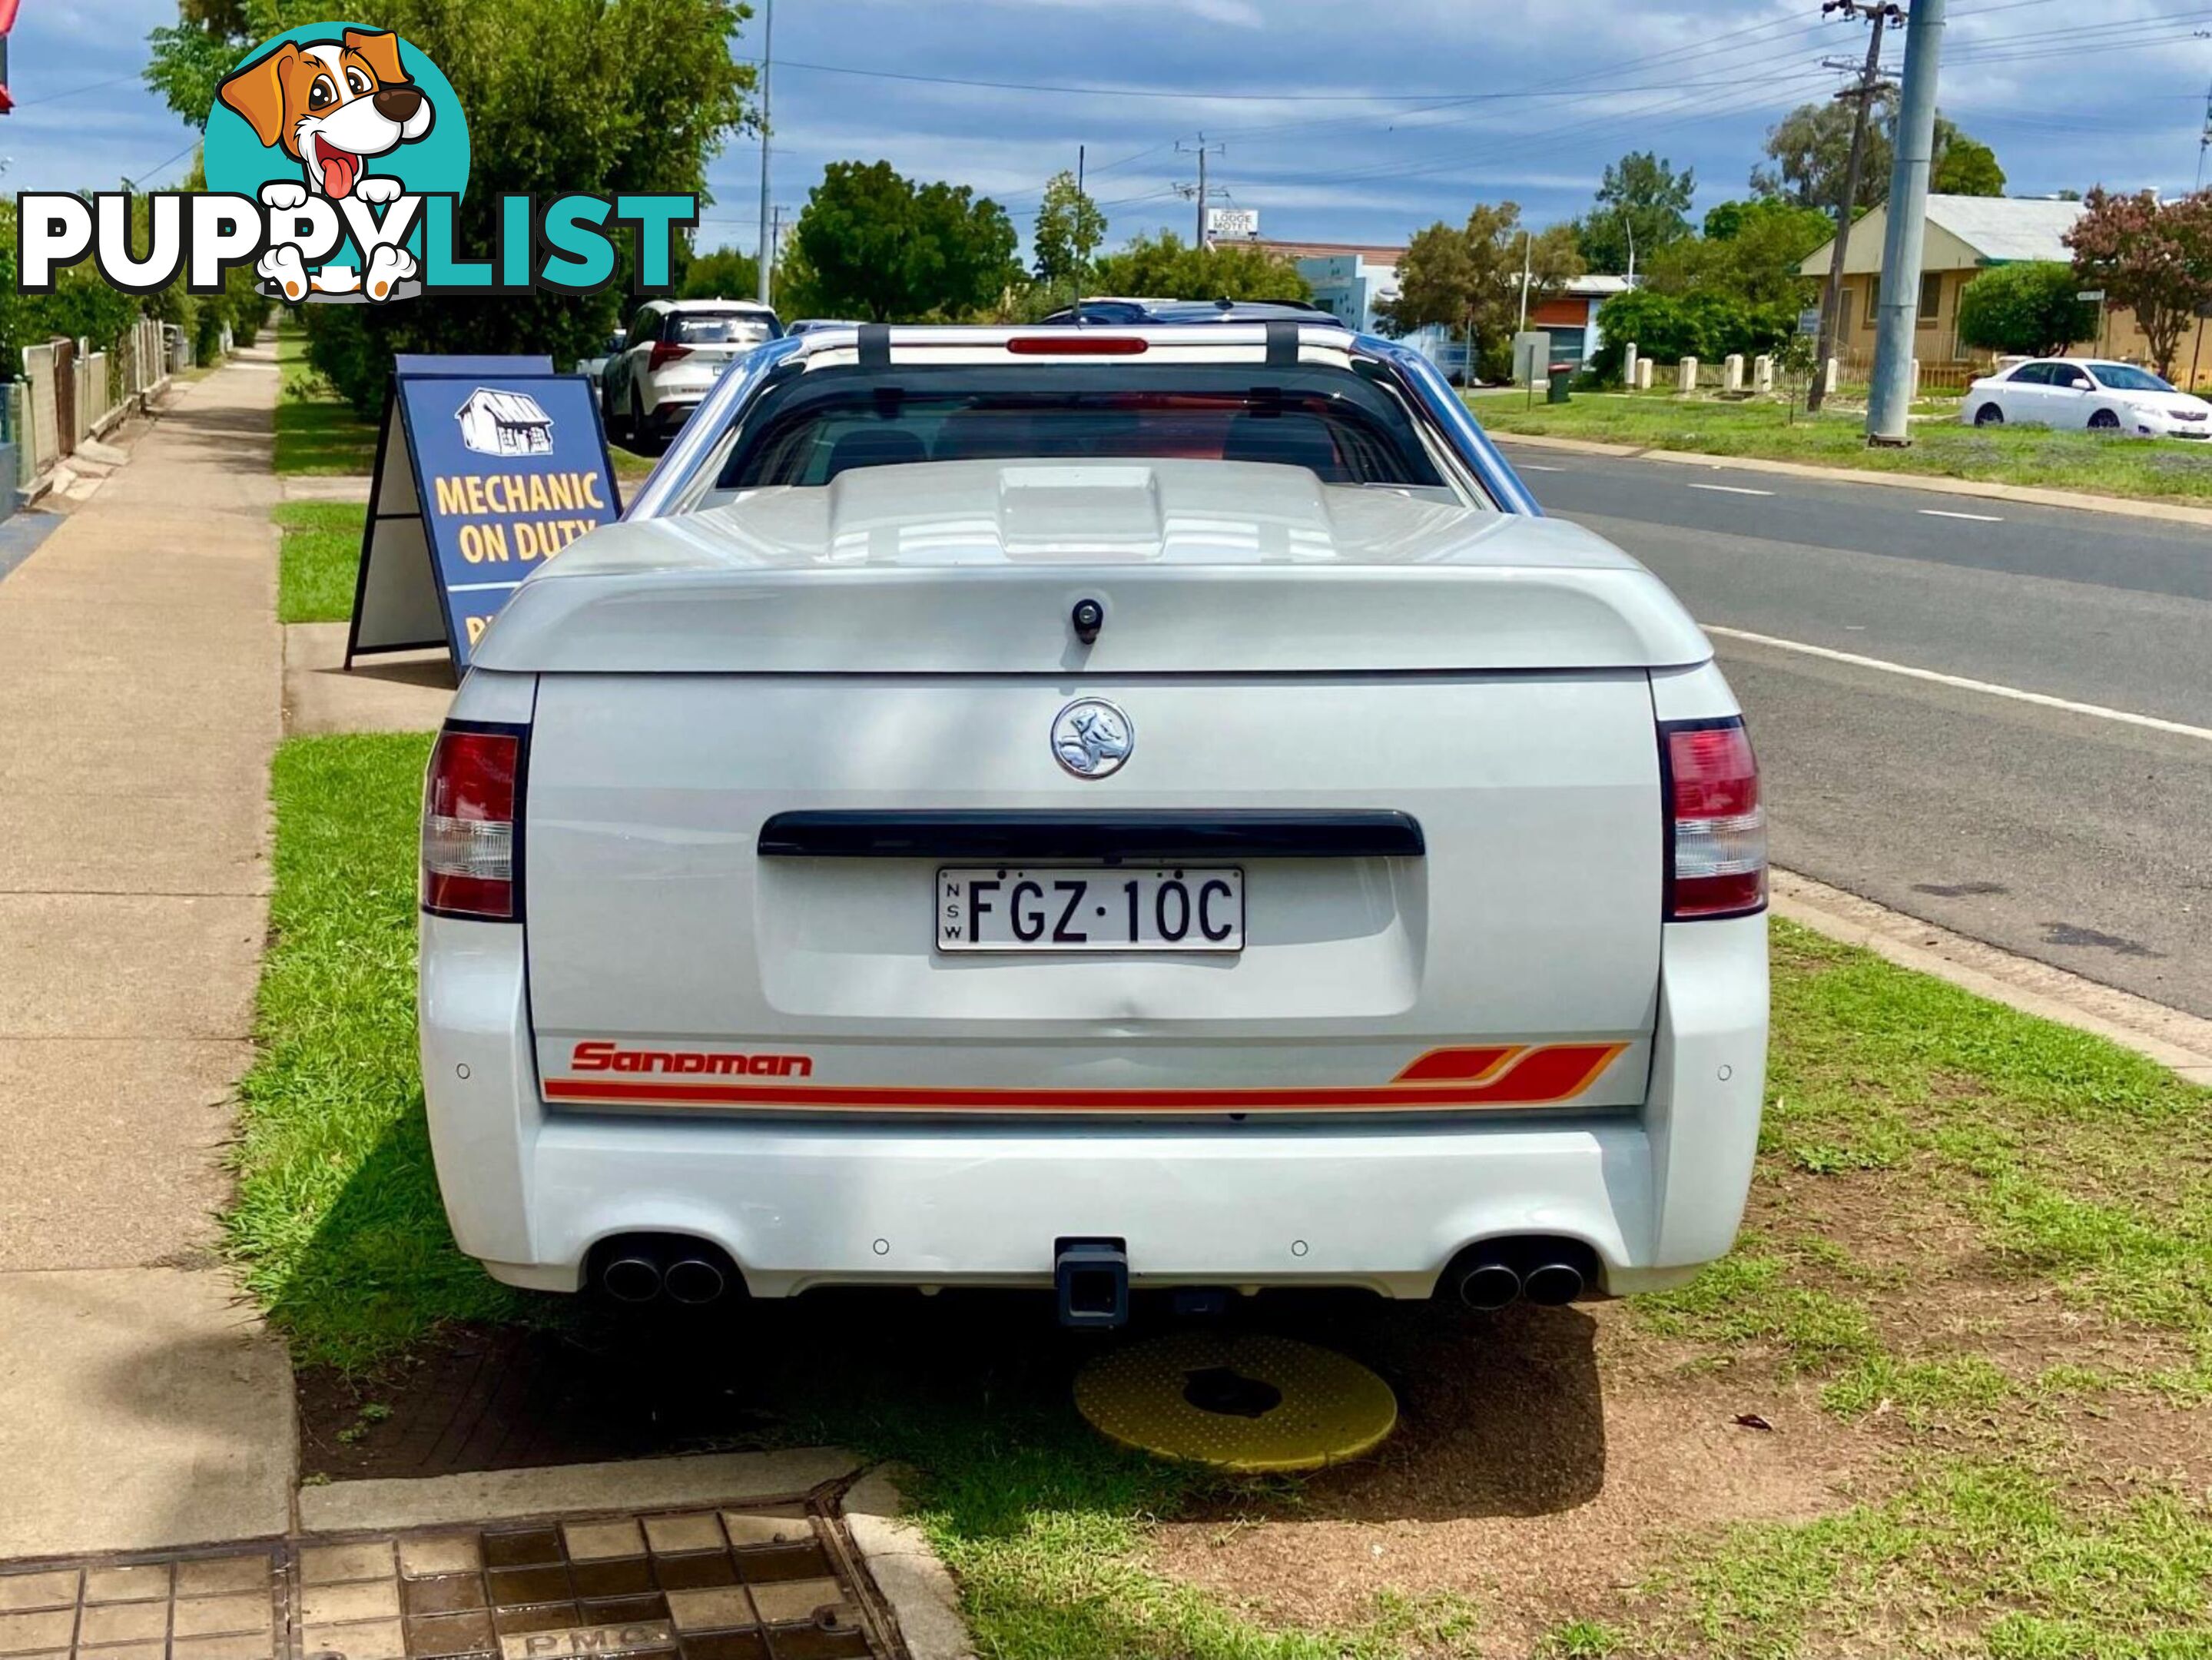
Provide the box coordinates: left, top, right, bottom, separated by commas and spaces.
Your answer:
936, 867, 1245, 953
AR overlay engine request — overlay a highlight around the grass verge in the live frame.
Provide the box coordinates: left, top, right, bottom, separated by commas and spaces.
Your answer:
274, 324, 382, 476
234, 734, 528, 1365
275, 502, 365, 623
1471, 388, 2212, 506
242, 744, 2212, 1654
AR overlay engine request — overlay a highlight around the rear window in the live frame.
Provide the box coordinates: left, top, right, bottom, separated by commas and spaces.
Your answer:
706, 364, 1454, 493
674, 313, 776, 346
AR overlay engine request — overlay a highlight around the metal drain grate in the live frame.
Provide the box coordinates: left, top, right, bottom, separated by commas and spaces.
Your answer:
0, 1497, 887, 1660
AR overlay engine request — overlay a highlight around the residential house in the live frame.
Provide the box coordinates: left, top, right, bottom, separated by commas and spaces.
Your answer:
1796, 194, 2197, 383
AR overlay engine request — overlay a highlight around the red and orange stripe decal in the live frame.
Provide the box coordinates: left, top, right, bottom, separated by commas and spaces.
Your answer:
540, 1042, 1628, 1115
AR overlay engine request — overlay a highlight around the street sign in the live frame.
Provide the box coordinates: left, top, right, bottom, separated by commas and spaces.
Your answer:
1797, 307, 1822, 337
2077, 289, 2105, 302
345, 355, 621, 677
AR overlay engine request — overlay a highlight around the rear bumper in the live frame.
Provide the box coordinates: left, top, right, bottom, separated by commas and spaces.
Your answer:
420, 914, 1767, 1298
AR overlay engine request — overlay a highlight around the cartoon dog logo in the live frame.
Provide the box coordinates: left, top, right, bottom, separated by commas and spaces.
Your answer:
217, 28, 433, 302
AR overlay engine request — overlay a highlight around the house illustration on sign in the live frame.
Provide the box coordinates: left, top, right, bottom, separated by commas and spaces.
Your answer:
455, 387, 555, 456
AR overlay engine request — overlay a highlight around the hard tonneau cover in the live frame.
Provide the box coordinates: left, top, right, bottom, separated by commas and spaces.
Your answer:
476, 458, 1711, 676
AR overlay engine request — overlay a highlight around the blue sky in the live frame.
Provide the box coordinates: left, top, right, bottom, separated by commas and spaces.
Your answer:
8, 0, 2210, 262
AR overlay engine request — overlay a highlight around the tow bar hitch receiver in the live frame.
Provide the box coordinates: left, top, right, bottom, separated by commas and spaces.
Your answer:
1056, 1237, 1129, 1329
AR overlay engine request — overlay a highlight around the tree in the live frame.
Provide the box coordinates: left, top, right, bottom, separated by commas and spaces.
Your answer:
1753, 94, 2001, 211
1031, 171, 1106, 289
1932, 134, 2005, 197
1577, 150, 1694, 274
679, 246, 761, 301
1753, 96, 1889, 210
2065, 188, 2212, 379
1955, 261, 2098, 357
787, 161, 1020, 322
1376, 204, 1583, 380
1087, 231, 1309, 303
1594, 287, 1793, 370
1647, 198, 1832, 308
146, 0, 761, 410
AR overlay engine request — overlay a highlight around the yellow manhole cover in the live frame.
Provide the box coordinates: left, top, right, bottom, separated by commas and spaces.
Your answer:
1074, 1332, 1398, 1472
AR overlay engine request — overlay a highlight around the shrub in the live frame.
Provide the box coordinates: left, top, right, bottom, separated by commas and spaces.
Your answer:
1956, 262, 2098, 358
1594, 288, 1797, 370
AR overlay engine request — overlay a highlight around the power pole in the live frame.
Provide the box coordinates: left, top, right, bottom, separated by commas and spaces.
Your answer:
1806, 0, 1899, 414
2197, 58, 2212, 190
754, 0, 774, 307
1866, 0, 1946, 443
1175, 134, 1225, 246
1517, 228, 1533, 333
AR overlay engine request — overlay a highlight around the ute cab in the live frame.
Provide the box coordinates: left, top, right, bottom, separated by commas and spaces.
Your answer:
420, 323, 1768, 1320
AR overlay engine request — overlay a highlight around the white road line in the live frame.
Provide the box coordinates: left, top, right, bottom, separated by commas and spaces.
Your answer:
1517, 463, 1566, 472
1703, 625, 2212, 743
1919, 508, 2005, 523
1686, 482, 1775, 496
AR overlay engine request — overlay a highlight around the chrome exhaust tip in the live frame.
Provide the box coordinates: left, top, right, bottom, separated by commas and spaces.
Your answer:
1455, 1259, 1523, 1312
599, 1252, 664, 1303
663, 1256, 729, 1306
1521, 1261, 1586, 1306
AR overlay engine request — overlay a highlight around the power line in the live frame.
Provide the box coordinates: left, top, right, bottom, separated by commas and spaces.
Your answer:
1268, 28, 1846, 195
124, 138, 199, 188
1809, 0, 1900, 413
12, 73, 141, 109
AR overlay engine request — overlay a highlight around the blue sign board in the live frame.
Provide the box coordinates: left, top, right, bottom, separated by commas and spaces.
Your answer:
345, 356, 621, 674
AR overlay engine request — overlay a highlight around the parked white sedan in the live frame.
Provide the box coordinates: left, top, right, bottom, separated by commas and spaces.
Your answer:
1963, 357, 2212, 439
419, 323, 1769, 1326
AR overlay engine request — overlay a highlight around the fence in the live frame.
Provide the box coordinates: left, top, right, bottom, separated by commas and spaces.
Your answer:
12, 317, 174, 499
1836, 349, 1978, 397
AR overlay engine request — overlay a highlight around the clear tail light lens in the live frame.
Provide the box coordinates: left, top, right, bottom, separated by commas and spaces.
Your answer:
1663, 718, 1766, 920
423, 723, 524, 920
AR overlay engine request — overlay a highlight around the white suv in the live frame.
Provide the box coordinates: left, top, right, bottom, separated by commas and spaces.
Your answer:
422, 323, 1769, 1325
601, 298, 780, 450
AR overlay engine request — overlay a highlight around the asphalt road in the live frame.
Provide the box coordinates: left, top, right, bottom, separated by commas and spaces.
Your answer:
1494, 440, 2212, 1018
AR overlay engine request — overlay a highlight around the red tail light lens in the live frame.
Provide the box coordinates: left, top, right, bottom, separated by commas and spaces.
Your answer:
423, 724, 524, 920
1006, 335, 1149, 356
648, 340, 693, 372
1663, 719, 1766, 920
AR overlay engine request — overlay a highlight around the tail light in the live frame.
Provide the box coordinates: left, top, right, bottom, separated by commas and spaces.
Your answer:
648, 340, 692, 372
1662, 718, 1766, 920
423, 722, 526, 921
1007, 335, 1149, 356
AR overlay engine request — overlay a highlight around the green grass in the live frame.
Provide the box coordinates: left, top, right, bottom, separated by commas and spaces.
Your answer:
275, 502, 365, 624
610, 442, 657, 491
231, 734, 529, 1365
238, 749, 2212, 1655
274, 326, 383, 476
1650, 1460, 2212, 1659
1471, 388, 2212, 506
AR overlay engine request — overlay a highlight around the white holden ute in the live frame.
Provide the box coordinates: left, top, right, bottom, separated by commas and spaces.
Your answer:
419, 320, 1769, 1325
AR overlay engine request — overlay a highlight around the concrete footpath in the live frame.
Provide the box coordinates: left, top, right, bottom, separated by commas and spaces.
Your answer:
0, 348, 294, 1557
